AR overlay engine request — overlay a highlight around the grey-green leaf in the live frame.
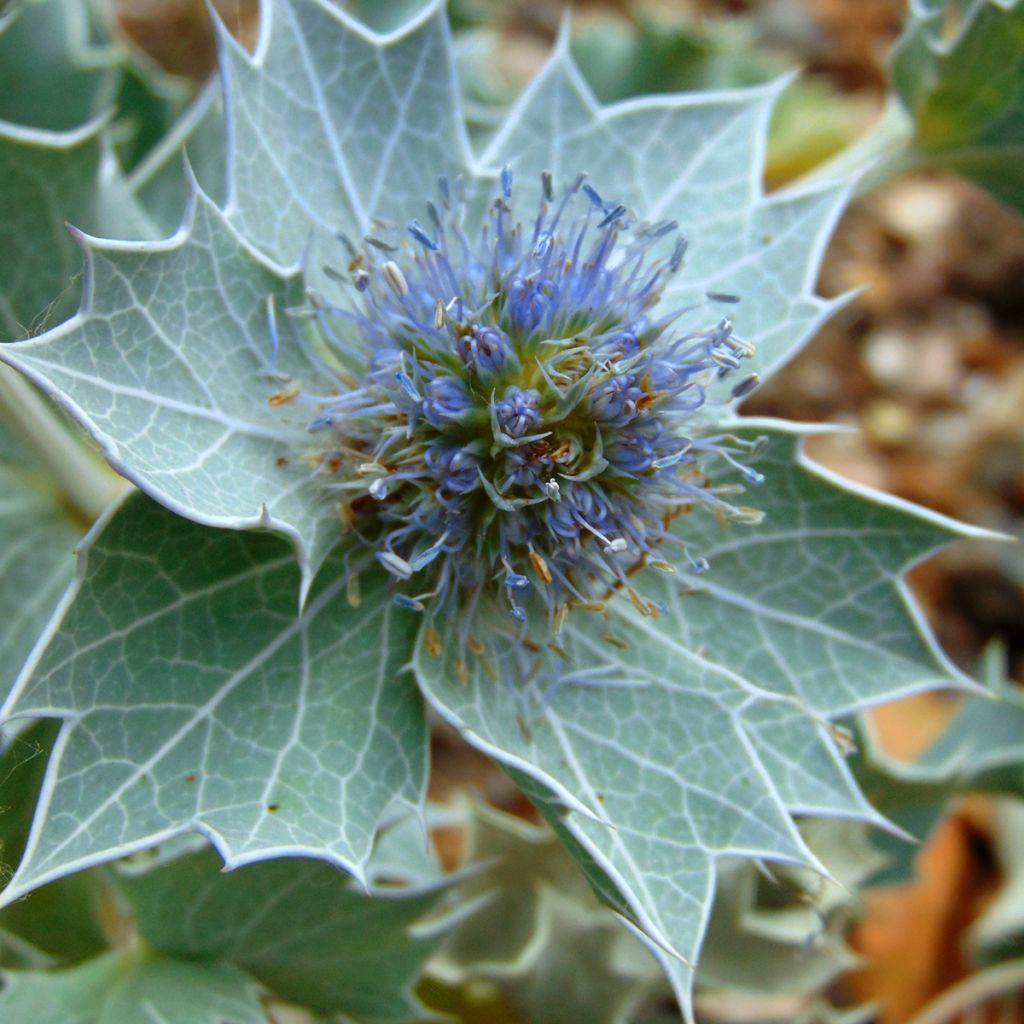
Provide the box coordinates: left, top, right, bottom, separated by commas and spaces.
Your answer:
890, 0, 1024, 213
0, 120, 154, 338
431, 802, 662, 1024
0, 192, 343, 584
480, 42, 848, 385
414, 425, 979, 1011
128, 81, 229, 238
0, 392, 82, 704
0, 494, 426, 904
116, 841, 448, 1021
0, 0, 161, 336
217, 0, 473, 269
913, 643, 1024, 789
0, 951, 269, 1024
0, 0, 115, 132
0, 721, 113, 970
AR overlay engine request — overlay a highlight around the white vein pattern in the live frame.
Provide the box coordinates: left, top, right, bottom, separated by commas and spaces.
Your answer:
0, 463, 80, 703
218, 0, 472, 270
115, 843, 443, 1019
414, 427, 978, 1011
0, 1, 983, 1014
481, 41, 850, 387
0, 193, 343, 586
0, 496, 426, 902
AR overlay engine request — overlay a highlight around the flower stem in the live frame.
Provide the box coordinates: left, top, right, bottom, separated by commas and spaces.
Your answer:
0, 363, 127, 523
793, 98, 919, 198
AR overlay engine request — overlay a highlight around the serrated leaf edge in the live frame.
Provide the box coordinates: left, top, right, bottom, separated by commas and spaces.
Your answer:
0, 179, 334, 601
0, 492, 405, 907
212, 0, 476, 246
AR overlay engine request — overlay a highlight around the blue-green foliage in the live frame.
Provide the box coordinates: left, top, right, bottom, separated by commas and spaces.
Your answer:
0, 1, 1020, 1021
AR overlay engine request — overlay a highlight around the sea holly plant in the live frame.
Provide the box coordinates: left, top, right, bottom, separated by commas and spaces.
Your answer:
0, 0, 1004, 1018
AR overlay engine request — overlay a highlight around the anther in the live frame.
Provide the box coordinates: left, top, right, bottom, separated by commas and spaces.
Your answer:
376, 551, 413, 579
529, 550, 553, 585
408, 219, 440, 251
368, 478, 388, 500
598, 204, 627, 228
424, 627, 442, 657
729, 506, 765, 525
412, 533, 449, 571
731, 373, 760, 399
381, 261, 408, 297
669, 238, 688, 272
346, 572, 361, 608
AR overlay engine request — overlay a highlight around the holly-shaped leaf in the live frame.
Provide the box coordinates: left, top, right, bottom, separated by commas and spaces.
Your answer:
0, 120, 155, 337
911, 643, 1024, 793
216, 0, 473, 272
0, 952, 270, 1024
0, 194, 344, 585
0, 0, 163, 337
0, 722, 113, 970
890, 0, 1024, 212
855, 644, 1024, 885
115, 835, 451, 1021
478, 38, 850, 384
430, 803, 663, 1024
127, 81, 228, 237
0, 0, 115, 132
0, 419, 81, 703
415, 425, 982, 1010
0, 494, 426, 903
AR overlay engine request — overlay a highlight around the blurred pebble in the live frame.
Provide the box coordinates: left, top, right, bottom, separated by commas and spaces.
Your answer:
876, 179, 959, 245
863, 398, 916, 447
862, 326, 960, 399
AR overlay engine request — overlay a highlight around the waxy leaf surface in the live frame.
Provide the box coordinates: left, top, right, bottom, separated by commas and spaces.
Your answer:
0, 952, 268, 1024
890, 0, 1024, 212
0, 194, 343, 584
0, 495, 426, 903
415, 426, 976, 1009
481, 42, 849, 386
218, 0, 472, 271
0, 413, 80, 705
116, 840, 447, 1020
0, 1, 983, 1013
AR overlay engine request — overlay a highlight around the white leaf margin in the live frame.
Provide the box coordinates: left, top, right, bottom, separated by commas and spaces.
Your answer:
415, 418, 998, 1018
0, 178, 338, 600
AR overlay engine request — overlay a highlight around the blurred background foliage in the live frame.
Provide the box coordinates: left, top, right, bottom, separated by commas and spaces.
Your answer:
1, 0, 1023, 1021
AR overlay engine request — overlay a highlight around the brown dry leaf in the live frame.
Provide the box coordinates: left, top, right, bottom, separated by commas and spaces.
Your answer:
847, 799, 1000, 1024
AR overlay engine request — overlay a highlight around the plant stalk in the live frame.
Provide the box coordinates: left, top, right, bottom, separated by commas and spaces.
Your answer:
0, 362, 127, 523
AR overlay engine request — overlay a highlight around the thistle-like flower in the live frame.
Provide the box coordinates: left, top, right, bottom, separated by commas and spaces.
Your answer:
287, 169, 766, 640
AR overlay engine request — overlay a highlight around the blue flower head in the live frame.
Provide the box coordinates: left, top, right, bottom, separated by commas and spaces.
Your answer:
288, 169, 765, 639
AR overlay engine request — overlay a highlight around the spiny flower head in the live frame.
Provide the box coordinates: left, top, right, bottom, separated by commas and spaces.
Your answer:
285, 169, 766, 640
